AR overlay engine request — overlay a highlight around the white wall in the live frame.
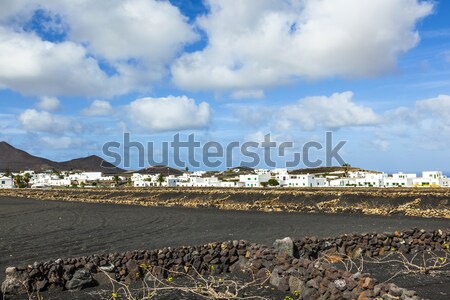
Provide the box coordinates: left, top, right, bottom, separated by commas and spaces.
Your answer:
0, 177, 13, 188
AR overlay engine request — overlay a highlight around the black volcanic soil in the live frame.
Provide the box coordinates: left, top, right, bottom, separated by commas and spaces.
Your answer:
1, 196, 450, 299
1, 187, 449, 218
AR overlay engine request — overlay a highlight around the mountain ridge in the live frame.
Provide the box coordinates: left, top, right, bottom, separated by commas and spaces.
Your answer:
0, 141, 124, 174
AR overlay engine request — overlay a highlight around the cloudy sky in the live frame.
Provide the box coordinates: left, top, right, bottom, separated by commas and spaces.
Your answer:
1, 0, 450, 173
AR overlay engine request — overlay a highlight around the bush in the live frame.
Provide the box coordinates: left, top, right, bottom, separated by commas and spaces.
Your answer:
268, 179, 279, 186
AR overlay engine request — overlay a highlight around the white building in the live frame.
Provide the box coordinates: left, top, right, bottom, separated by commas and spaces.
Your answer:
80, 172, 103, 181
178, 176, 221, 187
284, 174, 327, 187
272, 168, 289, 175
0, 176, 13, 188
220, 181, 245, 188
328, 178, 354, 187
440, 177, 450, 187
383, 173, 415, 187
255, 169, 270, 175
413, 171, 443, 187
239, 174, 271, 187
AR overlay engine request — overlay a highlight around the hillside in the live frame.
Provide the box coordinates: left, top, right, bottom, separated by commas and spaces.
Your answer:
0, 142, 60, 172
59, 155, 124, 174
136, 165, 185, 176
289, 166, 380, 175
0, 141, 124, 174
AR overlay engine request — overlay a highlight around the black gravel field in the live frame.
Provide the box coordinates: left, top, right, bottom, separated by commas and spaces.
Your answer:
1, 196, 449, 299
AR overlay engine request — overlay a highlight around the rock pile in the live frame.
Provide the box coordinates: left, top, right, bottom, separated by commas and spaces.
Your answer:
293, 228, 450, 260
2, 228, 449, 299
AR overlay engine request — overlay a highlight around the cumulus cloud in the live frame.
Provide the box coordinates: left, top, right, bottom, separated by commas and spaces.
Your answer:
0, 27, 120, 97
415, 94, 450, 116
127, 96, 211, 132
58, 0, 197, 64
0, 0, 197, 97
374, 94, 450, 150
277, 92, 381, 130
37, 97, 60, 112
172, 0, 433, 91
18, 109, 72, 133
82, 100, 113, 116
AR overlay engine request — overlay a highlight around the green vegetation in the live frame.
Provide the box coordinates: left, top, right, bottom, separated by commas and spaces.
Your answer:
268, 179, 279, 186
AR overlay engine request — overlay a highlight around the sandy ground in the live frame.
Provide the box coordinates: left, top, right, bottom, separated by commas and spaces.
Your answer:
1, 196, 449, 298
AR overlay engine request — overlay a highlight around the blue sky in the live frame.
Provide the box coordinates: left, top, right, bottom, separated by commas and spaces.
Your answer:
1, 0, 450, 173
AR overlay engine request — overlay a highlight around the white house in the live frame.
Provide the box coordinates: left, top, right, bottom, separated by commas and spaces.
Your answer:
0, 176, 13, 188
440, 177, 450, 187
178, 176, 221, 187
255, 169, 270, 175
383, 173, 415, 187
284, 174, 327, 188
132, 173, 159, 187
220, 181, 245, 188
239, 174, 271, 187
273, 168, 289, 175
413, 171, 442, 187
328, 178, 354, 187
80, 172, 103, 181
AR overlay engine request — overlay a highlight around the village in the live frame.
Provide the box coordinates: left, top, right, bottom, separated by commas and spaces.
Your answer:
0, 166, 448, 189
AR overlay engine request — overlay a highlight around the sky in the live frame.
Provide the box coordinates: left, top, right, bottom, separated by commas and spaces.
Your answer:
1, 0, 450, 173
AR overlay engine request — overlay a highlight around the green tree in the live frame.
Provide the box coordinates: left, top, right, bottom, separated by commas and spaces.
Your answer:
157, 173, 165, 186
260, 181, 268, 188
127, 177, 132, 187
14, 175, 27, 188
113, 175, 121, 186
23, 173, 31, 186
4, 169, 11, 178
268, 179, 279, 186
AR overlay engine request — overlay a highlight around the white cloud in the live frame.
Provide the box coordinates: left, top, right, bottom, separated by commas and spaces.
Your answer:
277, 91, 381, 130
230, 89, 265, 100
374, 94, 450, 150
57, 0, 197, 64
415, 94, 450, 116
0, 26, 121, 97
37, 96, 60, 112
18, 109, 72, 133
172, 0, 433, 91
82, 100, 113, 116
0, 0, 197, 97
127, 96, 211, 132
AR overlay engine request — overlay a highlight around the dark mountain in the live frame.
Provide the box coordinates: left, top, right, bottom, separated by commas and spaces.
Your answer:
0, 141, 124, 174
289, 166, 380, 175
59, 155, 124, 174
0, 141, 60, 172
137, 165, 185, 176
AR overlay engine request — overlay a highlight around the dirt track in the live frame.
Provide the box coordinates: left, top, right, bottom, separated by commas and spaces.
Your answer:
1, 196, 449, 285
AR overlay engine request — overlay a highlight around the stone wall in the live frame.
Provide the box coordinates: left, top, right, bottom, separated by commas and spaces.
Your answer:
2, 228, 449, 299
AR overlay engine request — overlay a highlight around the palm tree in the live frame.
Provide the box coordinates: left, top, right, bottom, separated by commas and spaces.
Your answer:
342, 163, 351, 177
157, 173, 165, 186
113, 175, 120, 186
23, 173, 31, 186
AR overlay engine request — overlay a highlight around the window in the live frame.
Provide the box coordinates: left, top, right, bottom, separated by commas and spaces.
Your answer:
1, 181, 4, 184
